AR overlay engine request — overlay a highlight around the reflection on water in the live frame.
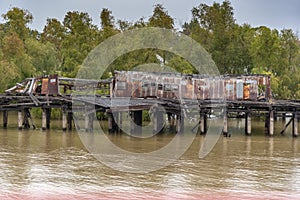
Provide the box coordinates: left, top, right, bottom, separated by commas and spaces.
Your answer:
0, 119, 299, 199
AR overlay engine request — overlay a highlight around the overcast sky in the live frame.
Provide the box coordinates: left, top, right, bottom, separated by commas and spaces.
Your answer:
0, 0, 299, 33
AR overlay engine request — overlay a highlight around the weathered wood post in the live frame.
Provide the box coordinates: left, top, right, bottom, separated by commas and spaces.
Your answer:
269, 110, 275, 136
42, 108, 51, 130
292, 112, 298, 137
23, 108, 31, 129
107, 112, 116, 133
176, 114, 184, 134
42, 108, 46, 130
167, 113, 175, 132
153, 108, 164, 134
88, 112, 94, 133
118, 112, 122, 133
245, 110, 251, 136
282, 113, 286, 122
62, 109, 67, 132
107, 112, 112, 131
200, 112, 207, 135
18, 110, 23, 130
46, 108, 51, 130
85, 113, 89, 132
223, 111, 228, 136
113, 112, 119, 133
3, 110, 8, 129
130, 110, 142, 136
67, 112, 73, 131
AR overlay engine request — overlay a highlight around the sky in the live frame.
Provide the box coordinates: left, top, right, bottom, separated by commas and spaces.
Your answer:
0, 0, 299, 33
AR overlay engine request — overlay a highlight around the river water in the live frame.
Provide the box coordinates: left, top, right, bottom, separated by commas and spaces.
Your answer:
0, 118, 299, 200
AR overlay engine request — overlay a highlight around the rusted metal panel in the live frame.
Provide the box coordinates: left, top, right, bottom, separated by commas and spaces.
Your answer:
225, 79, 235, 101
112, 70, 270, 102
236, 80, 244, 100
47, 74, 59, 95
181, 76, 193, 99
41, 78, 48, 94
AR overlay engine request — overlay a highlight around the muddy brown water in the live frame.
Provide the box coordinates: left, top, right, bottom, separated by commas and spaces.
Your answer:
0, 117, 299, 199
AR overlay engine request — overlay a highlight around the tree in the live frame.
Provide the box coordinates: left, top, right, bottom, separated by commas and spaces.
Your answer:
100, 8, 118, 39
250, 26, 281, 74
2, 7, 33, 40
148, 4, 174, 29
190, 1, 237, 74
279, 29, 299, 72
61, 11, 100, 76
25, 38, 58, 73
41, 18, 66, 51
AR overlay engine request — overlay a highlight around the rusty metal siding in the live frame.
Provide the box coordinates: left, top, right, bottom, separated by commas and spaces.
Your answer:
47, 74, 59, 95
112, 71, 270, 102
236, 80, 243, 100
41, 78, 48, 94
225, 79, 235, 101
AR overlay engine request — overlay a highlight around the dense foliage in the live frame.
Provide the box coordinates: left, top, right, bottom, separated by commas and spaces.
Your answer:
0, 1, 299, 99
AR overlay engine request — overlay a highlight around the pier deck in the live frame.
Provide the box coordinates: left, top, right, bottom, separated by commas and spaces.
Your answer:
0, 93, 299, 137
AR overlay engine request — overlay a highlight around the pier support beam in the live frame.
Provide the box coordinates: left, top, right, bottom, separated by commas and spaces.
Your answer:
292, 112, 298, 137
3, 111, 8, 129
107, 112, 117, 133
67, 112, 73, 131
62, 110, 67, 132
223, 111, 228, 136
282, 113, 286, 122
23, 108, 31, 129
42, 109, 46, 130
200, 112, 207, 135
175, 114, 184, 134
245, 111, 251, 136
131, 110, 142, 136
42, 108, 51, 131
265, 110, 276, 136
118, 112, 122, 133
153, 109, 164, 134
268, 110, 274, 136
167, 113, 175, 132
84, 105, 94, 132
18, 110, 23, 130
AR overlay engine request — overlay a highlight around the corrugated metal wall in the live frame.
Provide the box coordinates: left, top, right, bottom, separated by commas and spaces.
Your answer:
113, 71, 270, 101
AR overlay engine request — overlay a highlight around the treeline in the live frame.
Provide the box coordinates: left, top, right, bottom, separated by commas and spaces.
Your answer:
0, 1, 299, 99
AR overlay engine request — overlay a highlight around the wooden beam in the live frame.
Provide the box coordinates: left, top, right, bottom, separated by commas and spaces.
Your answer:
3, 111, 8, 129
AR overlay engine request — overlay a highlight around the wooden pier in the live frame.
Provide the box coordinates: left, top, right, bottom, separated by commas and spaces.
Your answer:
0, 93, 300, 137
0, 72, 299, 137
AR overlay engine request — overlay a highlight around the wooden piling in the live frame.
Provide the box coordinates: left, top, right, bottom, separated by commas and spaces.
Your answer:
200, 112, 207, 135
18, 110, 23, 130
282, 113, 286, 122
88, 112, 94, 132
42, 108, 51, 130
118, 112, 122, 133
223, 111, 228, 136
269, 110, 274, 136
108, 112, 112, 130
169, 113, 175, 132
23, 108, 30, 129
46, 108, 51, 130
42, 109, 46, 130
131, 110, 142, 136
153, 109, 164, 134
292, 112, 298, 137
62, 111, 67, 132
3, 111, 8, 129
85, 113, 89, 132
175, 114, 184, 134
245, 111, 251, 135
113, 112, 118, 133
67, 112, 73, 131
